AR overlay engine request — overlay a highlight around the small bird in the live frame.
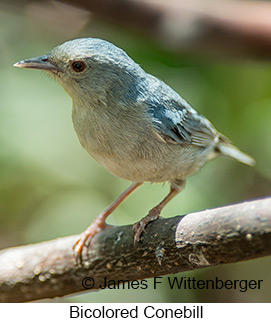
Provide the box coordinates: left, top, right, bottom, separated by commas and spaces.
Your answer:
14, 38, 254, 261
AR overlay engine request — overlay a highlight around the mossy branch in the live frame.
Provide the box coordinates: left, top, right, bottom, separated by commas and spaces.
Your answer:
0, 197, 270, 302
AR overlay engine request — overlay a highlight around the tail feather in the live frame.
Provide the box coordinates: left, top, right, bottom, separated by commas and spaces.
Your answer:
218, 143, 255, 167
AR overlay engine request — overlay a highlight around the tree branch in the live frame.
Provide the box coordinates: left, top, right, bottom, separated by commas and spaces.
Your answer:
57, 0, 271, 59
0, 197, 270, 302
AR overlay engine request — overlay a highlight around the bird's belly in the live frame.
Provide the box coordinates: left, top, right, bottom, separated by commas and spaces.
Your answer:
87, 143, 205, 183
72, 109, 207, 183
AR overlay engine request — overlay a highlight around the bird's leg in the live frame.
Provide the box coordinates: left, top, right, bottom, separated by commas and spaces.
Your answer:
133, 179, 185, 243
74, 182, 142, 263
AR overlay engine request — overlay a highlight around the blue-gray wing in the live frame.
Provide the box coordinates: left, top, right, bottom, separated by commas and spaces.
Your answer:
148, 99, 220, 147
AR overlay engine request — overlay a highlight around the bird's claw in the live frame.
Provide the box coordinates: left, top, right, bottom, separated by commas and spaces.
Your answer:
73, 219, 105, 265
133, 207, 161, 245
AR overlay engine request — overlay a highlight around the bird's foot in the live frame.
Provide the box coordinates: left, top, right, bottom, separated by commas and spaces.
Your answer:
73, 217, 106, 265
133, 206, 161, 243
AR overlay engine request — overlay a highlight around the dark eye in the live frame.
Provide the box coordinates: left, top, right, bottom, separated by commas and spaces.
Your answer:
71, 61, 86, 72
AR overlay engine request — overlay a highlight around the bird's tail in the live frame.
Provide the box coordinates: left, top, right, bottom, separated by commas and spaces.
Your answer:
218, 142, 255, 167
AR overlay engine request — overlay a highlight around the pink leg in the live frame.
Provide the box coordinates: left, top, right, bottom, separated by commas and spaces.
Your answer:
133, 180, 185, 243
74, 182, 142, 262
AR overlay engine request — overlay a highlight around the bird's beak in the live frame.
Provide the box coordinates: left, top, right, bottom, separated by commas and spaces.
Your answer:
13, 55, 61, 72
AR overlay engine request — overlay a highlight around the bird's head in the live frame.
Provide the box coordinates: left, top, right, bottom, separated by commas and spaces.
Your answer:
14, 38, 141, 102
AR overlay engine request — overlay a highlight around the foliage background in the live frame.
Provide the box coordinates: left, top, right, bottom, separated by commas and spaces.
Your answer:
0, 0, 270, 302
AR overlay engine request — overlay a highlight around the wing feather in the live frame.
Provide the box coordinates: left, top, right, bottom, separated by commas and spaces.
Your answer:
148, 100, 218, 148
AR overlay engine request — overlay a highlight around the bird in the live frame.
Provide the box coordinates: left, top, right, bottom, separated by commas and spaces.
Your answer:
14, 37, 255, 262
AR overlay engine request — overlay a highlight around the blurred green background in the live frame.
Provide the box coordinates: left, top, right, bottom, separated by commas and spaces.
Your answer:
0, 1, 270, 302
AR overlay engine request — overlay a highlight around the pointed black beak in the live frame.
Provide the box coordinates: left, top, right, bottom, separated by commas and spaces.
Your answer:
14, 55, 61, 72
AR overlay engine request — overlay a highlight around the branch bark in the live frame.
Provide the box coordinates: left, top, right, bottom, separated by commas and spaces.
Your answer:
57, 0, 271, 59
0, 197, 270, 302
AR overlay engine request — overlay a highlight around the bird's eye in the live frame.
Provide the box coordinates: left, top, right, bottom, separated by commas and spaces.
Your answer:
71, 61, 86, 72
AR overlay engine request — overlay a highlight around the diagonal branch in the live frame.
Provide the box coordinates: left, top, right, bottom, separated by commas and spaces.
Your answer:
0, 197, 270, 302
58, 0, 271, 59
